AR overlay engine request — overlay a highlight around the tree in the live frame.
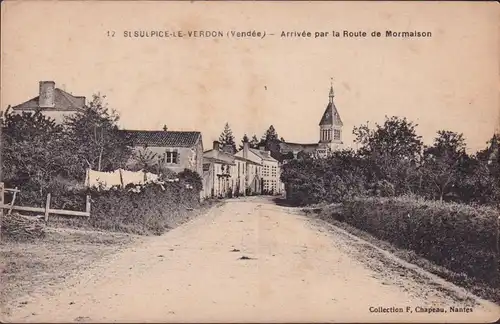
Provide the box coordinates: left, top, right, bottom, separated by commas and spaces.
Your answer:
238, 134, 250, 151
353, 116, 423, 195
249, 135, 260, 149
259, 125, 280, 148
2, 108, 77, 197
64, 94, 131, 177
458, 134, 500, 205
218, 122, 237, 153
127, 148, 158, 172
420, 131, 468, 201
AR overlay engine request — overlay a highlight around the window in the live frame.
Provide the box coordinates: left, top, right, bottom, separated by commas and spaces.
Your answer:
165, 150, 178, 164
262, 165, 270, 177
334, 129, 341, 141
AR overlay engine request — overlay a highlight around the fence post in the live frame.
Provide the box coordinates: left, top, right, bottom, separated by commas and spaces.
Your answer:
8, 187, 18, 215
45, 193, 51, 223
86, 195, 91, 216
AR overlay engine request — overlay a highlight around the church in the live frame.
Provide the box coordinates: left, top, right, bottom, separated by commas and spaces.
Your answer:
278, 82, 344, 159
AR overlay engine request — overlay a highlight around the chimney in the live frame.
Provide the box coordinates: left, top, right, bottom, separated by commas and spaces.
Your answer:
213, 141, 220, 151
259, 145, 265, 151
39, 81, 56, 108
243, 141, 249, 159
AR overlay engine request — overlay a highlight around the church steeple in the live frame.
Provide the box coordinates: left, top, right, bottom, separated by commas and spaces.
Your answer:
318, 79, 343, 149
319, 79, 342, 127
329, 78, 334, 103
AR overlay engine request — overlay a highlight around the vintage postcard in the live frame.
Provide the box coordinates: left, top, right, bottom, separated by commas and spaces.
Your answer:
0, 0, 499, 323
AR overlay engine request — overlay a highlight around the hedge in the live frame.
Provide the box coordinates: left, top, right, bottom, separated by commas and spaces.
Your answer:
330, 196, 499, 285
9, 180, 202, 236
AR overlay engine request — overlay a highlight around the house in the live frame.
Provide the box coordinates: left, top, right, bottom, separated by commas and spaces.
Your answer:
120, 129, 204, 176
277, 81, 344, 159
202, 141, 262, 198
202, 142, 236, 199
235, 141, 281, 195
10, 81, 86, 123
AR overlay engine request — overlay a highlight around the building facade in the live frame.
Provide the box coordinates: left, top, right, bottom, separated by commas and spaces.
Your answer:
10, 81, 86, 123
202, 141, 262, 199
120, 130, 204, 176
235, 142, 281, 195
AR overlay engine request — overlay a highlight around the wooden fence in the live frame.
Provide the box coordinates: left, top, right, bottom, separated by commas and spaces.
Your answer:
0, 182, 90, 222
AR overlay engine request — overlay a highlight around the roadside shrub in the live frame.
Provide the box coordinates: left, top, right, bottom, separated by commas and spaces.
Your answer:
178, 169, 203, 193
84, 181, 200, 235
338, 196, 499, 285
11, 179, 202, 236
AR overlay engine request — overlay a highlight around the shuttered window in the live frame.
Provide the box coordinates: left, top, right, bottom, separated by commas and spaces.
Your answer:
165, 149, 179, 164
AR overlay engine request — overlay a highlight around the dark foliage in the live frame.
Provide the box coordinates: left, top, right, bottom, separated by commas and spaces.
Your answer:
335, 197, 499, 285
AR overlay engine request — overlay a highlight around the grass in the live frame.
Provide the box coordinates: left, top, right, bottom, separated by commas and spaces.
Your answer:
46, 198, 221, 236
303, 204, 500, 305
0, 227, 136, 316
0, 198, 222, 317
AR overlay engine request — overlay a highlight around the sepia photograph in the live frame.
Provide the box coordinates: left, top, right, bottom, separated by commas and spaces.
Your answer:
0, 1, 499, 323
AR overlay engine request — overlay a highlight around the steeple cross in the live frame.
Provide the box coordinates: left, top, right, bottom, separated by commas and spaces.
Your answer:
329, 77, 334, 101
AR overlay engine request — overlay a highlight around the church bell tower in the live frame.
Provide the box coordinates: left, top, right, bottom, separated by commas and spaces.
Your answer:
318, 79, 343, 153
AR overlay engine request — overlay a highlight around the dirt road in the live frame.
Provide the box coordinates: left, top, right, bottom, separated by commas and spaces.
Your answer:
3, 197, 499, 323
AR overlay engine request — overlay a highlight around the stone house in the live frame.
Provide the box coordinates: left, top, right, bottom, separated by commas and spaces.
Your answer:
120, 130, 204, 176
10, 81, 86, 123
202, 146, 236, 199
235, 141, 281, 195
202, 141, 262, 199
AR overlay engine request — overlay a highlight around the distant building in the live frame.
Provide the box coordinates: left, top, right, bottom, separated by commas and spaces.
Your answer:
10, 81, 86, 123
120, 129, 204, 176
278, 81, 344, 159
235, 141, 282, 195
202, 141, 262, 199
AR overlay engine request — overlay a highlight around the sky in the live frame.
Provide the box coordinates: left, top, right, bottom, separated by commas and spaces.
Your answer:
1, 1, 498, 153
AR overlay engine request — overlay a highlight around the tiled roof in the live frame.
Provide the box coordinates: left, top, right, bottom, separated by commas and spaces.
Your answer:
120, 130, 201, 148
203, 156, 235, 166
319, 102, 343, 126
203, 149, 235, 164
279, 141, 319, 154
12, 88, 86, 112
249, 148, 278, 162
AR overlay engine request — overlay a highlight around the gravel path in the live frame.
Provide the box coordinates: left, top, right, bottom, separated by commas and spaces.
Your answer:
4, 197, 499, 323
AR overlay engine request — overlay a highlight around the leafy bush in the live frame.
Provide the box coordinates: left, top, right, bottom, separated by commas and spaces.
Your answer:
85, 181, 201, 235
12, 178, 203, 236
333, 196, 499, 285
178, 169, 203, 193
281, 149, 366, 206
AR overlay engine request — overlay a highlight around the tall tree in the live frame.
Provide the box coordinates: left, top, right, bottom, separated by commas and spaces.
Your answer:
353, 116, 423, 195
261, 125, 280, 145
239, 134, 250, 151
249, 135, 260, 149
64, 94, 131, 177
218, 122, 237, 153
2, 109, 77, 196
420, 130, 468, 201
